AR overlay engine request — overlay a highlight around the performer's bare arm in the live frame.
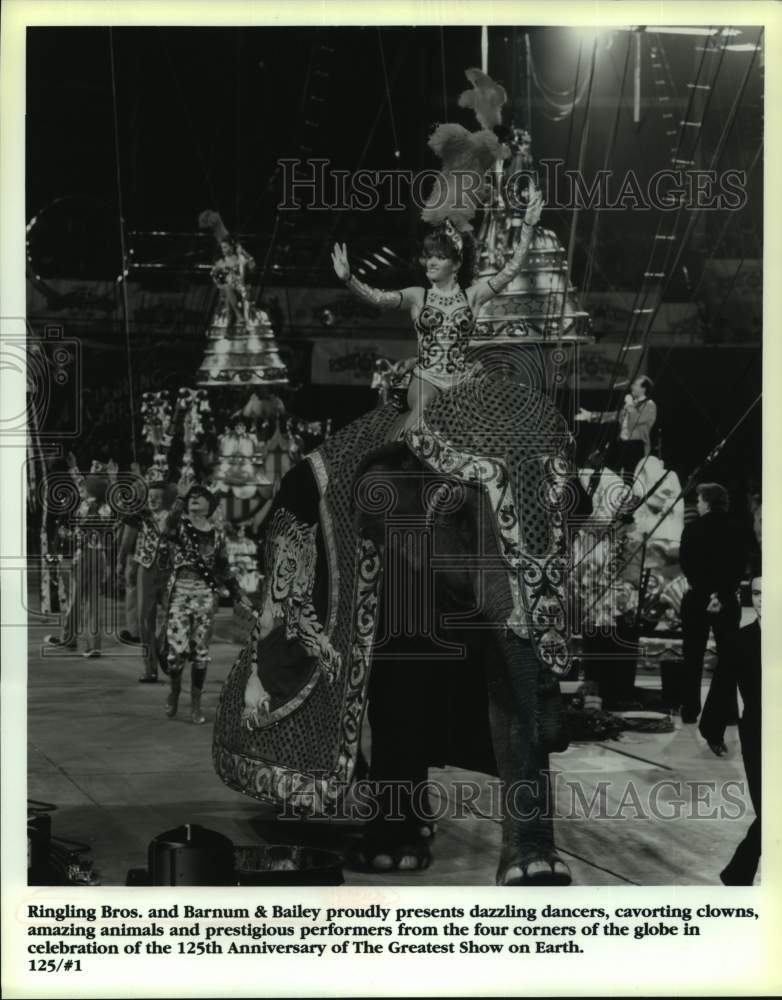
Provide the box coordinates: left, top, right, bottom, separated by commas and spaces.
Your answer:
331, 242, 422, 313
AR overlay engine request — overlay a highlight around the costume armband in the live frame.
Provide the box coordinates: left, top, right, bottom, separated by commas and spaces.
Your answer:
343, 275, 404, 310
487, 222, 535, 294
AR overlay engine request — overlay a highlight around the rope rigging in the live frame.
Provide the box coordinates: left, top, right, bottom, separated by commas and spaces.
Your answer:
587, 30, 744, 472
108, 28, 138, 465
581, 34, 634, 300
589, 33, 719, 461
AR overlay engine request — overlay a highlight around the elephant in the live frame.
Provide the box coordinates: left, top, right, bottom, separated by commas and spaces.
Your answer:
213, 370, 588, 886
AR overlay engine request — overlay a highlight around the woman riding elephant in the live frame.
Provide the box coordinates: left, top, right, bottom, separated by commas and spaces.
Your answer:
214, 85, 581, 885
331, 186, 544, 437
214, 367, 583, 886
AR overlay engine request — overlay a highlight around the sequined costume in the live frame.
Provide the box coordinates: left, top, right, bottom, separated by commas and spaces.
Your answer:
162, 502, 241, 683
341, 221, 535, 398
211, 244, 255, 327
60, 496, 113, 653
210, 245, 254, 293
412, 286, 476, 390
133, 508, 170, 679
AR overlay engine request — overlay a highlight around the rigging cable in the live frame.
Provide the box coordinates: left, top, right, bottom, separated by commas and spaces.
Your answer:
587, 31, 728, 462
378, 28, 400, 157
541, 38, 582, 340
581, 33, 633, 299
108, 28, 138, 465
294, 39, 409, 318
439, 28, 448, 120
625, 30, 762, 398
555, 35, 598, 414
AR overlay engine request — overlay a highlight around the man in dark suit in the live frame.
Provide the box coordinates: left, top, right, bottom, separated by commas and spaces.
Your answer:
699, 573, 761, 885
678, 482, 745, 723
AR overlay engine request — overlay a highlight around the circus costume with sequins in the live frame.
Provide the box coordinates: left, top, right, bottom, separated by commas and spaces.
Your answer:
413, 286, 476, 390
162, 501, 242, 681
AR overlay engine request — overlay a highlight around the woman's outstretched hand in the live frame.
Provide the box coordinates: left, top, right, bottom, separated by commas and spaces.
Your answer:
331, 242, 351, 282
523, 188, 545, 227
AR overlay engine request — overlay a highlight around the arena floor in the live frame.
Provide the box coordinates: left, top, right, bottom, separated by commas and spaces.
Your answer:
26, 606, 755, 888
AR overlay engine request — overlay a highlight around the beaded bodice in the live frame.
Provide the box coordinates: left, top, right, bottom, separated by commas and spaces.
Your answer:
414, 287, 475, 380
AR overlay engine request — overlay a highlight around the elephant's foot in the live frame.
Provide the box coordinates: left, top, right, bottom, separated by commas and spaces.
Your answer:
348, 821, 436, 874
496, 848, 572, 887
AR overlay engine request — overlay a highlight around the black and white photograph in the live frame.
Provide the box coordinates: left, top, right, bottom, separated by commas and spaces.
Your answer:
2, 1, 780, 996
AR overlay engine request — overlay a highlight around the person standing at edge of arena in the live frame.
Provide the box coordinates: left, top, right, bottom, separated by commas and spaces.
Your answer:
699, 570, 761, 884
678, 482, 745, 725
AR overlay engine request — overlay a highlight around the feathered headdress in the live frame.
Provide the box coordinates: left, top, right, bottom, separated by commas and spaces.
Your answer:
420, 69, 510, 236
458, 68, 507, 130
198, 210, 229, 244
420, 124, 508, 233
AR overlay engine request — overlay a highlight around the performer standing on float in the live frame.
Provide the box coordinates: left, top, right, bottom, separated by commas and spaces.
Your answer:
331, 188, 544, 436
161, 484, 251, 724
211, 237, 255, 330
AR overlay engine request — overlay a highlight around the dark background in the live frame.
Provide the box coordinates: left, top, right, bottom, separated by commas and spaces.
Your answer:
27, 25, 764, 289
26, 25, 763, 490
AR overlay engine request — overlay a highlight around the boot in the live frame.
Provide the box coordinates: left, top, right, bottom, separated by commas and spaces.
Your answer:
190, 690, 206, 725
165, 672, 181, 718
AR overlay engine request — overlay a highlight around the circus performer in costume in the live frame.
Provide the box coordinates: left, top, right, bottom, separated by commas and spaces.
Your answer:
211, 236, 255, 329
331, 186, 544, 437
161, 483, 250, 724
117, 480, 172, 682
44, 458, 115, 658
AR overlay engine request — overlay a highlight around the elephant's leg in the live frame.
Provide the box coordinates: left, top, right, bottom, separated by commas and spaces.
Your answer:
485, 633, 571, 886
352, 651, 437, 872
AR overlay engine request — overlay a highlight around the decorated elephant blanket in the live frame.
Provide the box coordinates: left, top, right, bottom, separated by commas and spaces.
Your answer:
213, 375, 575, 813
213, 403, 399, 813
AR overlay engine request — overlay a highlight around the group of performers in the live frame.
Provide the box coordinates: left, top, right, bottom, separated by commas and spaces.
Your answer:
45, 464, 251, 726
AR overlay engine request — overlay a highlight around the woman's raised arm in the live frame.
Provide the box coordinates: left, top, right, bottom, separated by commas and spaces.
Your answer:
331, 242, 420, 312
468, 189, 544, 310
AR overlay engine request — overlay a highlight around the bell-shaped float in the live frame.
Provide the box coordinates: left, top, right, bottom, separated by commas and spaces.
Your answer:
196, 304, 289, 388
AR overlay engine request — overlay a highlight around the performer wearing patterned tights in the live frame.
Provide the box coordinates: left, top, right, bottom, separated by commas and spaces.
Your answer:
331, 189, 544, 436
162, 484, 250, 724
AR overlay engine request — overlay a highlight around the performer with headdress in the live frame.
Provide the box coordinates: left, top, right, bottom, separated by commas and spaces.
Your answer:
44, 456, 114, 657
199, 210, 255, 329
117, 479, 173, 682
211, 236, 255, 329
161, 483, 250, 724
331, 173, 544, 436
